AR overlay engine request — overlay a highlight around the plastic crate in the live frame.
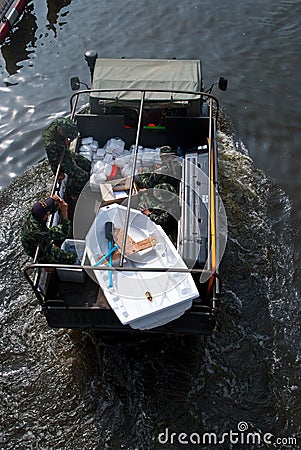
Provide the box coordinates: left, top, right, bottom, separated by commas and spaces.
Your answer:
57, 239, 86, 283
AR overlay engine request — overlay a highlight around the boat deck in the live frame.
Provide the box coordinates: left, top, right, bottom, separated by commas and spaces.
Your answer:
23, 66, 224, 334
53, 276, 99, 308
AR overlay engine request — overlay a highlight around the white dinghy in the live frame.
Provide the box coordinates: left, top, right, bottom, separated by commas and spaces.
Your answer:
85, 204, 199, 330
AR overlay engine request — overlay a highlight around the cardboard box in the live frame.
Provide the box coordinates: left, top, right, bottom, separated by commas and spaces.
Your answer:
111, 177, 132, 191
100, 183, 115, 203
100, 183, 129, 205
98, 177, 138, 206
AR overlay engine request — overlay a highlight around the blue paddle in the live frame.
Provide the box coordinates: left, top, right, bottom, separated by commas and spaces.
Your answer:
94, 243, 118, 267
105, 222, 114, 288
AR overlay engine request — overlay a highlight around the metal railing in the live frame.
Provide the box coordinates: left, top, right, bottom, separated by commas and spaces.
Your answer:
70, 88, 219, 120
23, 262, 217, 306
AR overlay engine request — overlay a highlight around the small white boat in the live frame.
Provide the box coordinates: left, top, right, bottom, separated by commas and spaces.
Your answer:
85, 204, 199, 330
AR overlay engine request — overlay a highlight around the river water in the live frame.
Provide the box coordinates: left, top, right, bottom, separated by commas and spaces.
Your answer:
0, 1, 300, 449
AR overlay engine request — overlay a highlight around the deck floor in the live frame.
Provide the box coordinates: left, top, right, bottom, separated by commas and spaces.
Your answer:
52, 275, 101, 308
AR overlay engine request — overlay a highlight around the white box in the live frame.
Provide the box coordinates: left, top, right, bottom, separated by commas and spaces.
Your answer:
57, 239, 86, 283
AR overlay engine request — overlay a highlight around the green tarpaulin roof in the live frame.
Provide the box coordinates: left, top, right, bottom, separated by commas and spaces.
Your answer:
90, 58, 202, 103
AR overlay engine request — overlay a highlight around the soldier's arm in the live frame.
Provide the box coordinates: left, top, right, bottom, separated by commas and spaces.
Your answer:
44, 198, 71, 240
46, 218, 71, 241
45, 140, 69, 176
45, 142, 62, 175
149, 209, 170, 227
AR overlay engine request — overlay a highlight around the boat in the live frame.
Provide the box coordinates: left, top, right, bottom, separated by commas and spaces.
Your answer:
0, 0, 28, 44
85, 203, 199, 330
23, 51, 228, 335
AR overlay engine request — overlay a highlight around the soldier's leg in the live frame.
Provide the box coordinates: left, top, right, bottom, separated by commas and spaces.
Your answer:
49, 247, 77, 264
64, 158, 90, 196
38, 246, 76, 264
68, 171, 90, 196
62, 153, 90, 178
74, 153, 91, 173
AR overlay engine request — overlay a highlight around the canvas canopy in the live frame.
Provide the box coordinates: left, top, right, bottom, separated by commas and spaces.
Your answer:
90, 58, 203, 105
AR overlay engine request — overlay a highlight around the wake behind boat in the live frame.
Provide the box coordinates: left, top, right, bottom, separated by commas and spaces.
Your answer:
23, 51, 228, 335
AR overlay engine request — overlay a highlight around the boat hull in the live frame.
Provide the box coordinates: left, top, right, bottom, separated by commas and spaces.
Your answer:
85, 204, 199, 330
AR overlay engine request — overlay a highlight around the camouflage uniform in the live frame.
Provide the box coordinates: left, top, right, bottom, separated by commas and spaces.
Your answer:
135, 146, 181, 190
21, 213, 76, 264
135, 166, 160, 190
135, 147, 181, 230
43, 118, 91, 196
137, 182, 179, 229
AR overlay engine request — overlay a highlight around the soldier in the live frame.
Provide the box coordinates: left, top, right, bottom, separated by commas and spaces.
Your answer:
21, 195, 76, 264
137, 182, 179, 232
135, 146, 181, 190
43, 117, 91, 196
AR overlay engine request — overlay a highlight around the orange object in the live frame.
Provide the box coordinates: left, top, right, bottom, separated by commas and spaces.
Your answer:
108, 164, 118, 179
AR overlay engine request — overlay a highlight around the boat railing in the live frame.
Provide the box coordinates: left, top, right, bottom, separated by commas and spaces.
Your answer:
23, 262, 217, 306
207, 97, 219, 305
69, 88, 219, 120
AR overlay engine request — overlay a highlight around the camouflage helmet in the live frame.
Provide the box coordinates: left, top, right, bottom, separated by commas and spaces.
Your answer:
153, 182, 177, 202
159, 146, 174, 155
56, 118, 78, 140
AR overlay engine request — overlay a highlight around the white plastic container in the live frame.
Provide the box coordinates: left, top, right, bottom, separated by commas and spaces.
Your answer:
130, 145, 143, 153
90, 172, 107, 191
81, 137, 94, 145
96, 148, 106, 157
105, 137, 125, 155
57, 240, 86, 283
92, 154, 105, 163
92, 160, 105, 174
91, 140, 99, 150
121, 163, 132, 178
104, 163, 113, 177
103, 153, 113, 164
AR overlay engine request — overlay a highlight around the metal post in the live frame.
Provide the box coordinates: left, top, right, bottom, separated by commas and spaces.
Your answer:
119, 91, 145, 266
207, 98, 213, 271
207, 98, 218, 307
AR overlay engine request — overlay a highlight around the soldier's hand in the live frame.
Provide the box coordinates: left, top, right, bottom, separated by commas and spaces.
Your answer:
52, 194, 62, 202
57, 199, 68, 219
